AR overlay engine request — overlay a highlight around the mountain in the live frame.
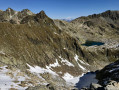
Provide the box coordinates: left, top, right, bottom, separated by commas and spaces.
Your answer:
0, 8, 91, 89
81, 60, 119, 90
54, 10, 119, 69
0, 8, 119, 89
0, 8, 34, 24
60, 18, 74, 22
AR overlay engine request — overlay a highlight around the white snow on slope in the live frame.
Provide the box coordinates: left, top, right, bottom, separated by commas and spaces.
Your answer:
0, 66, 28, 90
109, 68, 119, 73
78, 63, 86, 70
80, 60, 90, 66
59, 56, 74, 67
74, 55, 86, 70
62, 72, 84, 85
79, 60, 86, 64
74, 54, 89, 65
48, 59, 61, 68
27, 63, 58, 75
74, 54, 79, 61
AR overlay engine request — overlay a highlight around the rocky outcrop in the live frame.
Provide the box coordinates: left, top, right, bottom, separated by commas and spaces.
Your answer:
96, 60, 119, 85
90, 83, 104, 90
0, 8, 34, 24
81, 60, 119, 90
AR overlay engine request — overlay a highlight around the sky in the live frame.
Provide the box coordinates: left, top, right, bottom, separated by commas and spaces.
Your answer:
0, 0, 119, 19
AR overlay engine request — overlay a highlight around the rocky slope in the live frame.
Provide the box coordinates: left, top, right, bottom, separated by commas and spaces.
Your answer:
0, 8, 34, 24
54, 10, 119, 42
97, 60, 119, 85
54, 10, 119, 69
0, 8, 119, 89
81, 60, 119, 90
0, 8, 91, 89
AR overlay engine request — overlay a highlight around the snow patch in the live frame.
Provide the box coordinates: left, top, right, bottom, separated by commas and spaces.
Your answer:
74, 54, 90, 66
62, 73, 84, 85
59, 56, 74, 67
0, 66, 28, 89
79, 60, 86, 65
74, 54, 86, 70
78, 63, 86, 70
63, 48, 66, 49
48, 59, 60, 68
58, 71, 62, 74
27, 64, 58, 75
74, 54, 79, 61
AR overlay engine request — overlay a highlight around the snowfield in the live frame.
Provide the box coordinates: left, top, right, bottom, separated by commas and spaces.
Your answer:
0, 66, 28, 90
0, 55, 91, 89
0, 65, 48, 90
62, 72, 84, 85
27, 63, 58, 75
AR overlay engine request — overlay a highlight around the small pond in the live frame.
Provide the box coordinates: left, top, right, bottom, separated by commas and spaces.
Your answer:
82, 41, 104, 46
75, 72, 98, 89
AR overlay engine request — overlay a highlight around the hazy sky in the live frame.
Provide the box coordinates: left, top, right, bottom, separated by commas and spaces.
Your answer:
0, 0, 119, 19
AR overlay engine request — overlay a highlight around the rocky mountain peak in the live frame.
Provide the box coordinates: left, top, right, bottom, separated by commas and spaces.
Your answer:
88, 10, 119, 20
5, 8, 16, 15
6, 8, 14, 12
21, 9, 34, 15
36, 10, 47, 19
101, 10, 119, 20
0, 8, 35, 24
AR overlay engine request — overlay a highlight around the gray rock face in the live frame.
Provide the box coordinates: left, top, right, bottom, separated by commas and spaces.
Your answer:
105, 81, 119, 90
90, 83, 104, 90
0, 8, 34, 24
96, 60, 119, 85
84, 60, 119, 90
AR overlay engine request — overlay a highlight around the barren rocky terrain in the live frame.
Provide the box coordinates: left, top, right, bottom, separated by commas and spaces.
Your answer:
0, 8, 119, 89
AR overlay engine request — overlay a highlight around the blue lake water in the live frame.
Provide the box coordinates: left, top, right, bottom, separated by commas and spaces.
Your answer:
82, 41, 104, 46
75, 72, 98, 89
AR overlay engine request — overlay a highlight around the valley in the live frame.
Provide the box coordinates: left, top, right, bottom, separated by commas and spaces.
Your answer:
0, 8, 119, 90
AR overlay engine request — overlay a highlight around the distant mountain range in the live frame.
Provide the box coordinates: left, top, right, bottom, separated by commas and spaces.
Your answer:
61, 18, 74, 22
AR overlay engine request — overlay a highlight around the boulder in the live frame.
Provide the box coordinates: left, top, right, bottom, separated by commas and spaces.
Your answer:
105, 81, 119, 90
90, 83, 104, 90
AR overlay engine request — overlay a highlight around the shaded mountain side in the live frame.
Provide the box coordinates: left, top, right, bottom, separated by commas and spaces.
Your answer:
96, 60, 119, 83
80, 60, 119, 90
85, 60, 119, 90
